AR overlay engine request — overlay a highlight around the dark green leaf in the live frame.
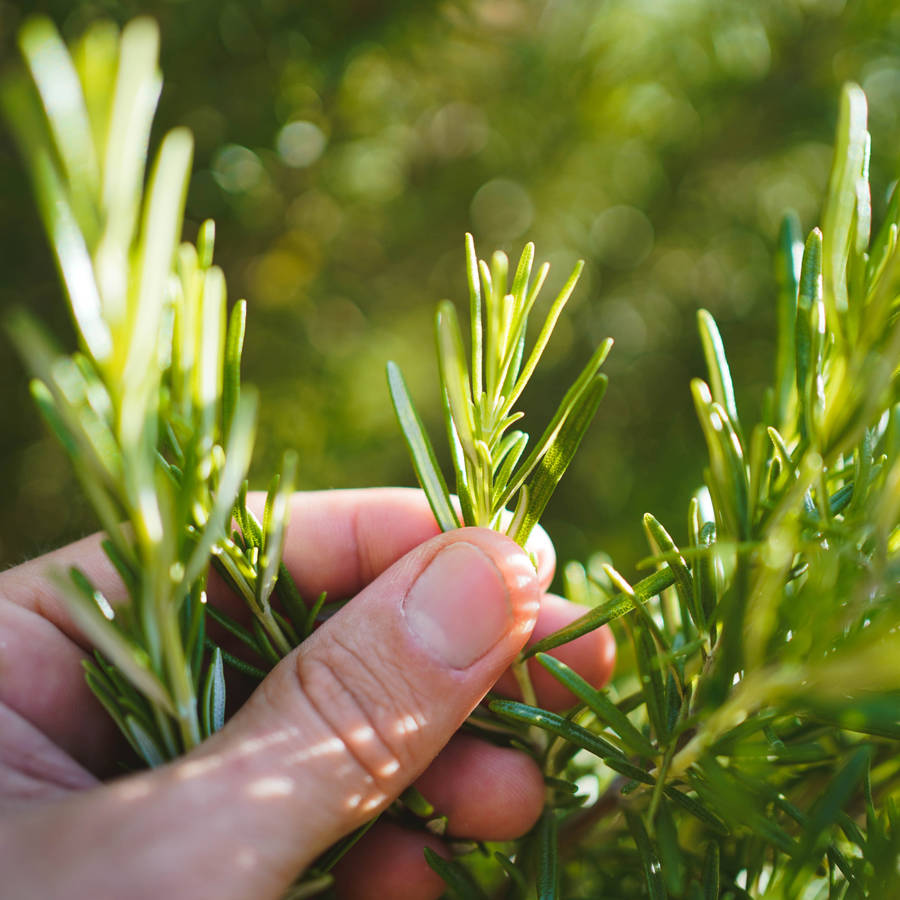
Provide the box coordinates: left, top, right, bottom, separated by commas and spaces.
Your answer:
423, 847, 488, 900
494, 852, 529, 895
626, 810, 667, 900
304, 590, 328, 639
702, 842, 720, 900
489, 700, 654, 783
536, 653, 656, 757
663, 787, 728, 835
537, 812, 559, 900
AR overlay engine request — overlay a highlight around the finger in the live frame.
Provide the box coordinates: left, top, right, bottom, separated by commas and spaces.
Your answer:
332, 733, 546, 894
273, 488, 556, 600
333, 731, 547, 898
494, 594, 617, 710
331, 823, 448, 900
413, 733, 544, 839
0, 702, 98, 811
0, 597, 124, 774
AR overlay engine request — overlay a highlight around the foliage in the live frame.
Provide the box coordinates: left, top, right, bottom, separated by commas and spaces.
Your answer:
5, 8, 900, 900
411, 84, 900, 898
389, 235, 610, 544
5, 0, 900, 570
1, 14, 307, 764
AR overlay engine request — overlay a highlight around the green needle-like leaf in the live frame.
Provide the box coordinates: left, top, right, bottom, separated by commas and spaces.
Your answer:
626, 810, 668, 900
182, 389, 257, 588
465, 233, 483, 401
120, 126, 192, 421
100, 17, 162, 294
61, 568, 175, 716
698, 310, 740, 436
436, 300, 478, 462
513, 374, 607, 545
821, 82, 868, 331
643, 513, 698, 629
702, 842, 720, 900
489, 700, 653, 783
496, 339, 612, 513
537, 811, 559, 900
423, 848, 488, 900
223, 297, 246, 440
536, 653, 657, 757
524, 567, 675, 657
195, 265, 226, 441
386, 361, 460, 532
258, 450, 297, 611
125, 714, 167, 767
505, 260, 585, 414
19, 17, 100, 227
201, 646, 226, 735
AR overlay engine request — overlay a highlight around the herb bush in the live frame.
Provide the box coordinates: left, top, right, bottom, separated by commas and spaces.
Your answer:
4, 14, 900, 900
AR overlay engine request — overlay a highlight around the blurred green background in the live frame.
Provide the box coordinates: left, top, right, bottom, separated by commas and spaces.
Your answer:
2, 0, 900, 580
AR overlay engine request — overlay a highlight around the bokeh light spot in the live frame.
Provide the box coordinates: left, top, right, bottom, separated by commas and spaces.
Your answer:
277, 120, 327, 168
212, 144, 265, 194
470, 178, 534, 240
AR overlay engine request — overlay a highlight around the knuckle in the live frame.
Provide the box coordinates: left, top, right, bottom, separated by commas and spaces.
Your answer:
291, 634, 427, 798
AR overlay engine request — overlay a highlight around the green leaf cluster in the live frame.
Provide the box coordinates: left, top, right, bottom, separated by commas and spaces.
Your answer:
426, 83, 900, 899
7, 13, 900, 900
2, 17, 307, 762
389, 235, 611, 547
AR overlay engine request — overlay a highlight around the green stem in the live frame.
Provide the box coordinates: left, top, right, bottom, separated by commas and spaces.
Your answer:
161, 597, 202, 748
511, 657, 546, 754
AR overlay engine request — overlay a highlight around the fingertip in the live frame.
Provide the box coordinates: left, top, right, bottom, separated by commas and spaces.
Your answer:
453, 527, 542, 643
525, 523, 556, 591
332, 823, 448, 900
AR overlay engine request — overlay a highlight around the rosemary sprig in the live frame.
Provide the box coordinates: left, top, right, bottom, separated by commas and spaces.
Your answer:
388, 234, 611, 547
2, 16, 301, 763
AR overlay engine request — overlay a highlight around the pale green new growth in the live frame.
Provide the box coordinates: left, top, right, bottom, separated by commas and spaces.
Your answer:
388, 235, 611, 547
2, 17, 302, 762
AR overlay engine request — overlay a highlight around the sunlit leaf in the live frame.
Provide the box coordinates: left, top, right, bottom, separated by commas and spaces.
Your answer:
386, 361, 460, 532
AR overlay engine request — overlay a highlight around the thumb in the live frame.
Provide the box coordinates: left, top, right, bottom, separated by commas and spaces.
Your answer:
182, 528, 540, 890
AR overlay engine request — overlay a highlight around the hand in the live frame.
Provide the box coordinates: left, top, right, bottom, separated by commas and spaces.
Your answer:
0, 488, 615, 899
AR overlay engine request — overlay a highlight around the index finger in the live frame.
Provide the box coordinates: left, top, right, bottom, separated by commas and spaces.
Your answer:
274, 488, 556, 602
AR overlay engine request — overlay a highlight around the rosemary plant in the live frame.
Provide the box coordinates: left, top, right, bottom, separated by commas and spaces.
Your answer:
410, 85, 900, 898
388, 238, 611, 548
1, 17, 306, 764
7, 12, 900, 900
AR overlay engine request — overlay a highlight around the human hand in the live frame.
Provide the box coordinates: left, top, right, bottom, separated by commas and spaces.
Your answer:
0, 488, 615, 899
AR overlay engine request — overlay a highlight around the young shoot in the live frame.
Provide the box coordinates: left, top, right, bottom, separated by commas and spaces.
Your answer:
388, 234, 611, 548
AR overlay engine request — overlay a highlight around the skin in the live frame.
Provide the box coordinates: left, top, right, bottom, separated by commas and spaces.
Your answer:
0, 488, 615, 899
